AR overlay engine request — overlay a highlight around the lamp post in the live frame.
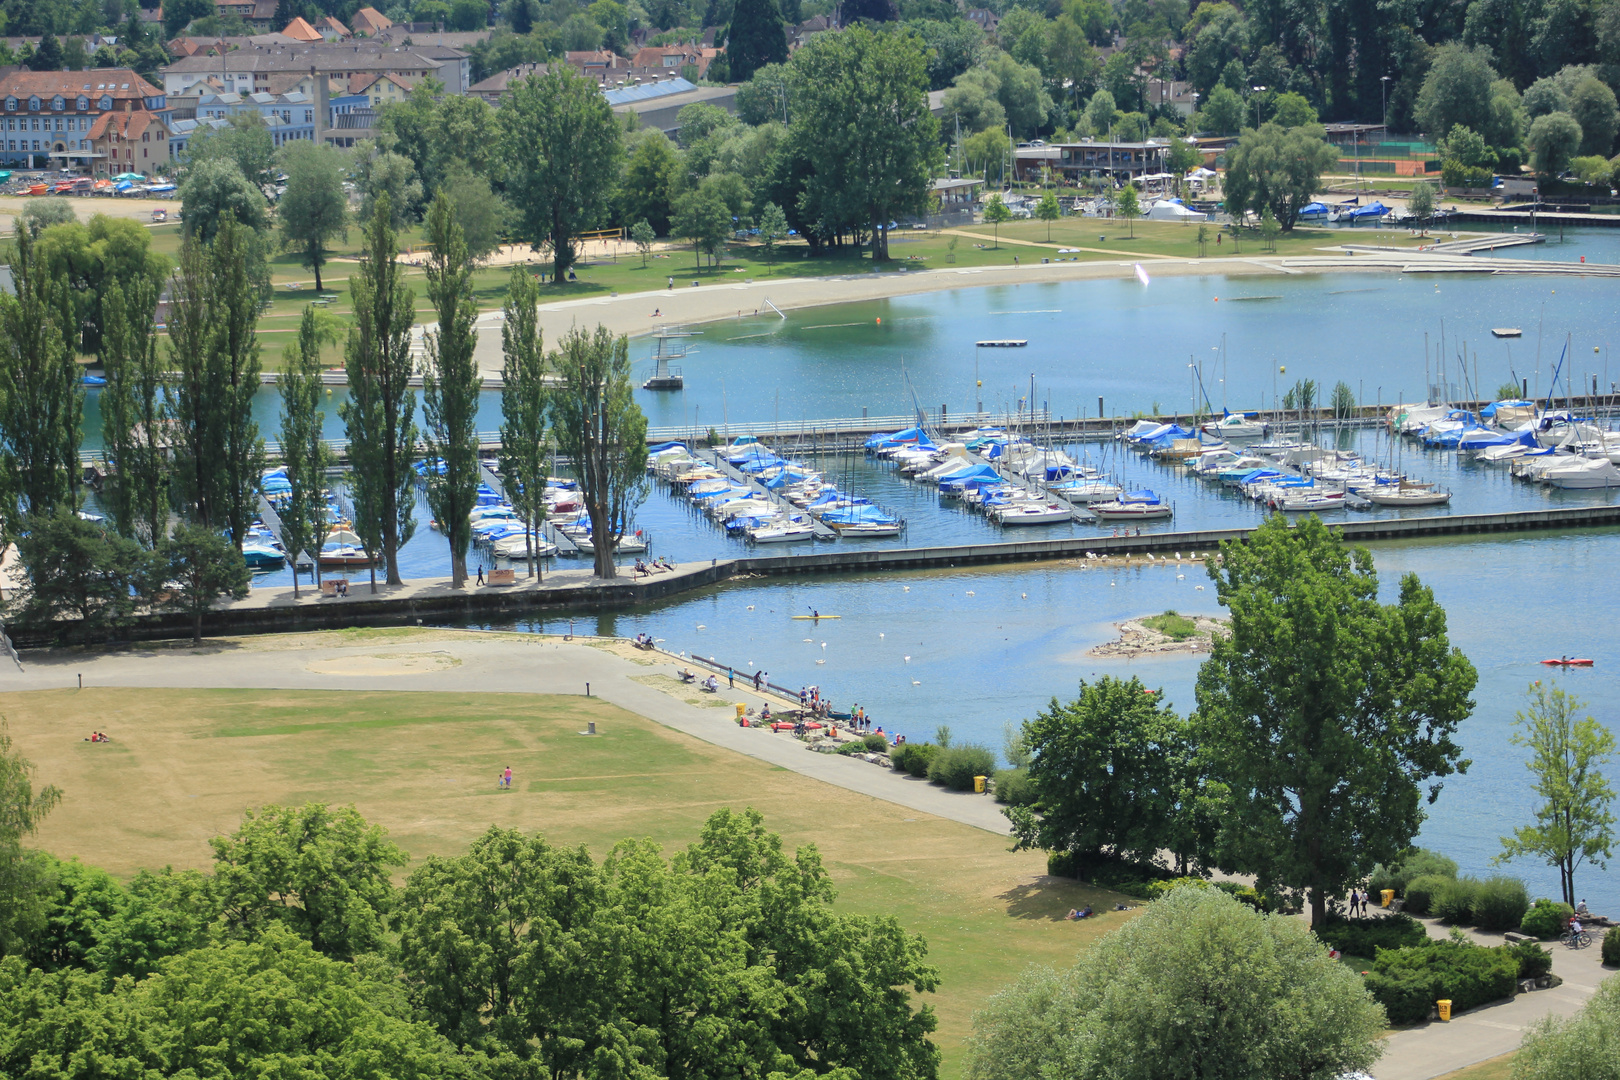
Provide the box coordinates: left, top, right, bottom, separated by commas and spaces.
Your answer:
1380, 75, 1390, 132
1251, 85, 1268, 125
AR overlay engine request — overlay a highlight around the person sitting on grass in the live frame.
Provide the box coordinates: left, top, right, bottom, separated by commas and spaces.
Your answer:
1066, 907, 1093, 920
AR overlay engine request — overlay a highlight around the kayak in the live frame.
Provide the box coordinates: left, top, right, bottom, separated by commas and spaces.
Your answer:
1541, 658, 1594, 666
790, 614, 841, 620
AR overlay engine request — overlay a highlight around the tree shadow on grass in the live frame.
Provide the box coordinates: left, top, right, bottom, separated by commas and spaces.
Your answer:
998, 875, 1125, 922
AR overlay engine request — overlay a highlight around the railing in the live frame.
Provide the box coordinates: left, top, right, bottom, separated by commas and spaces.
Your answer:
646, 409, 1054, 444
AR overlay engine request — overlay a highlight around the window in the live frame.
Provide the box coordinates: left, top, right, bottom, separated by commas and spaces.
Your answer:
100, 96, 112, 110
53, 96, 64, 110
29, 96, 40, 110
4, 98, 14, 111
78, 96, 88, 110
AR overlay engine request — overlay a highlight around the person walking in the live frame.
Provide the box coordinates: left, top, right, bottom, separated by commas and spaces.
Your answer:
728, 667, 735, 689
500, 765, 512, 789
477, 565, 484, 586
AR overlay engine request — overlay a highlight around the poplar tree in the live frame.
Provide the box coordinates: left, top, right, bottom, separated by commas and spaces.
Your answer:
210, 214, 267, 551
340, 195, 417, 589
100, 276, 168, 545
549, 325, 647, 579
277, 307, 334, 597
498, 266, 548, 579
168, 232, 227, 530
0, 225, 82, 527
421, 191, 482, 589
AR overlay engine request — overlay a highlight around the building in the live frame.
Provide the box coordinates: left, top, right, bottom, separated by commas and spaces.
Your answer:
316, 16, 352, 41
932, 177, 982, 207
604, 78, 734, 135
1015, 140, 1170, 183
372, 27, 492, 51
282, 17, 324, 43
629, 45, 719, 79
212, 0, 280, 32
348, 6, 393, 37
91, 107, 171, 173
345, 71, 417, 109
160, 43, 463, 98
0, 68, 166, 172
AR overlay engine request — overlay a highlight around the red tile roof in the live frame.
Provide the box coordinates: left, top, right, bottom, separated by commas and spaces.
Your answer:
0, 69, 160, 100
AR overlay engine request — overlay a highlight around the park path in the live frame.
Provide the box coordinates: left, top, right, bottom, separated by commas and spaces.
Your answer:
3, 631, 1011, 836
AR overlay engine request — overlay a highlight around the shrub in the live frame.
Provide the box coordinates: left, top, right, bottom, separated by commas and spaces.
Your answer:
1047, 851, 1081, 878
1432, 877, 1481, 924
1520, 899, 1573, 941
836, 740, 869, 755
1144, 877, 1212, 900
1318, 913, 1427, 957
1510, 938, 1554, 980
1473, 876, 1530, 932
1369, 848, 1459, 897
992, 767, 1036, 806
927, 743, 996, 791
1371, 939, 1519, 1017
1402, 874, 1451, 916
1364, 968, 1435, 1026
1603, 927, 1620, 967
1213, 880, 1264, 909
861, 732, 889, 752
889, 743, 937, 778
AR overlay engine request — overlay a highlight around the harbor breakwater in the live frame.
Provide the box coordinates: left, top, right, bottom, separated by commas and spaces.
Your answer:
14, 502, 1620, 649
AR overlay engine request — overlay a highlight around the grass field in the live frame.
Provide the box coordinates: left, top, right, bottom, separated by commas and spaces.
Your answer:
0, 685, 1125, 1076
1436, 1053, 1515, 1080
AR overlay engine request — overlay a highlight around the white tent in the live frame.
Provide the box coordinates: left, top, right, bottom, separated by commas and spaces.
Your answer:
1146, 199, 1207, 221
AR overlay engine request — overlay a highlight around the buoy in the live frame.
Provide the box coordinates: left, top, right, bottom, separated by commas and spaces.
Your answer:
1110, 581, 1116, 586
966, 590, 975, 596
880, 632, 885, 638
746, 605, 754, 610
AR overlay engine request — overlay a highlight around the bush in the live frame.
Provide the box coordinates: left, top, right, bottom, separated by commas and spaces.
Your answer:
927, 743, 996, 791
889, 743, 937, 778
1371, 939, 1519, 1017
992, 767, 1036, 806
1603, 926, 1620, 967
1510, 938, 1553, 980
1369, 848, 1459, 897
1213, 880, 1264, 909
1144, 877, 1212, 900
1473, 876, 1530, 932
1520, 899, 1573, 941
1318, 913, 1427, 957
1047, 850, 1081, 878
1364, 968, 1435, 1025
1402, 874, 1451, 916
1432, 877, 1481, 924
861, 733, 889, 752
836, 740, 869, 755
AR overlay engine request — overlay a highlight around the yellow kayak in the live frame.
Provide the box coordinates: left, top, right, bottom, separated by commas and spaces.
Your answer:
790, 615, 841, 620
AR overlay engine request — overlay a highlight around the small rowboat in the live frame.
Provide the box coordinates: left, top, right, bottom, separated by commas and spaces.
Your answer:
976, 339, 1027, 348
1541, 658, 1594, 666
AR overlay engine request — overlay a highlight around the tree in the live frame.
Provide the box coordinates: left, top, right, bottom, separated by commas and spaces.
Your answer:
497, 268, 549, 580
442, 170, 508, 265
982, 193, 1012, 247
1271, 91, 1318, 127
727, 0, 787, 83
276, 140, 348, 293
164, 0, 213, 37
178, 160, 268, 243
1517, 975, 1620, 1080
156, 524, 251, 644
421, 192, 483, 590
17, 198, 76, 236
1258, 206, 1280, 250
1035, 190, 1060, 241
188, 113, 275, 191
630, 219, 656, 267
340, 196, 418, 589
1529, 111, 1583, 178
208, 215, 267, 551
0, 721, 63, 958
1221, 122, 1337, 231
34, 213, 171, 357
548, 326, 648, 579
501, 67, 623, 282
1166, 138, 1204, 190
1569, 76, 1618, 157
352, 142, 424, 230
754, 201, 788, 264
1007, 676, 1189, 876
7, 509, 151, 640
99, 276, 167, 546
1196, 222, 1210, 256
789, 25, 942, 261
1115, 183, 1140, 237
671, 188, 732, 270
618, 131, 682, 236
1415, 44, 1499, 139
1192, 514, 1478, 928
1084, 87, 1118, 137
1407, 181, 1436, 233
0, 225, 81, 525
210, 803, 407, 959
965, 887, 1384, 1080
276, 308, 334, 597
1495, 682, 1616, 907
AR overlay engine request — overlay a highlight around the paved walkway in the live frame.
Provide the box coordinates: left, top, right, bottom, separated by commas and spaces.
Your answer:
5, 631, 1011, 836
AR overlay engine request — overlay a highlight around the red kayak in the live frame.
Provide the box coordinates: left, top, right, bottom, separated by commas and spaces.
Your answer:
1541, 658, 1595, 666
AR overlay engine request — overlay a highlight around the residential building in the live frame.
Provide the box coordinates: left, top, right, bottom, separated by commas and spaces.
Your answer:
965, 8, 998, 32
282, 17, 324, 43
212, 0, 280, 32
91, 107, 170, 174
316, 16, 352, 41
348, 6, 393, 37
373, 27, 492, 51
0, 68, 166, 172
629, 45, 719, 79
160, 43, 462, 98
345, 71, 417, 109
566, 50, 631, 77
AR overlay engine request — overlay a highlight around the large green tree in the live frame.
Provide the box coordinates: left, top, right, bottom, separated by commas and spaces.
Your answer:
421, 191, 483, 590
1221, 123, 1338, 230
500, 67, 623, 282
1007, 676, 1190, 876
178, 159, 269, 243
277, 309, 335, 597
276, 140, 349, 293
7, 509, 151, 641
1496, 682, 1615, 907
548, 326, 648, 579
33, 213, 169, 356
788, 24, 942, 261
188, 113, 275, 191
1415, 43, 1499, 139
727, 0, 788, 83
965, 887, 1385, 1080
0, 226, 81, 525
156, 523, 251, 645
98, 276, 168, 546
497, 267, 550, 579
1528, 110, 1584, 177
1192, 514, 1478, 928
0, 722, 63, 958
340, 196, 418, 589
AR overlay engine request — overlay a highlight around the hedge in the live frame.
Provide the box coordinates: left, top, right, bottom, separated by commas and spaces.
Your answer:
992, 767, 1036, 806
1318, 913, 1426, 957
1368, 849, 1460, 896
1363, 968, 1435, 1025
1432, 877, 1481, 924
889, 743, 937, 778
1369, 940, 1519, 1021
927, 744, 996, 791
1520, 899, 1573, 941
1473, 876, 1529, 932
1402, 874, 1451, 916
1603, 926, 1620, 966
1508, 938, 1553, 980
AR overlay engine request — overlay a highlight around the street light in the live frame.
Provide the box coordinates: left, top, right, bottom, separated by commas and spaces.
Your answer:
1380, 75, 1391, 132
1251, 85, 1268, 125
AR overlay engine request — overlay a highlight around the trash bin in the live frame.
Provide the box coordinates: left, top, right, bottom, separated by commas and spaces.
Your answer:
1382, 889, 1396, 908
974, 775, 987, 794
735, 703, 746, 719
1437, 1000, 1452, 1022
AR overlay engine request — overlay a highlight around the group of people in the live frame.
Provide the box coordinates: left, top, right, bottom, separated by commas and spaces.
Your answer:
83, 731, 112, 743
632, 633, 656, 649
845, 705, 875, 733
633, 557, 675, 575
1346, 888, 1373, 916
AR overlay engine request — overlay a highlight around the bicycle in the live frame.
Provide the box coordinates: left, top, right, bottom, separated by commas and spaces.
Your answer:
1562, 926, 1592, 949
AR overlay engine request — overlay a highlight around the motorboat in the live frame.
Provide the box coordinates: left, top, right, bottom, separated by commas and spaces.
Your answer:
1090, 492, 1173, 521
241, 540, 287, 569
318, 529, 372, 567
1201, 412, 1266, 441
749, 521, 815, 543
1542, 456, 1620, 489
1274, 491, 1347, 512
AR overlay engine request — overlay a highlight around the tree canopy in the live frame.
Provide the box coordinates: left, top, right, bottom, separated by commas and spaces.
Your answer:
1221, 123, 1338, 230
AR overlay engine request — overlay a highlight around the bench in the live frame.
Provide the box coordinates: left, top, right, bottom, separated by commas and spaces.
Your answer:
320, 580, 338, 598
487, 568, 516, 586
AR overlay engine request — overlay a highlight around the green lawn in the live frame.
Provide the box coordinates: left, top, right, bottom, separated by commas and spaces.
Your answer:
1435, 1053, 1515, 1080
2, 673, 1129, 1077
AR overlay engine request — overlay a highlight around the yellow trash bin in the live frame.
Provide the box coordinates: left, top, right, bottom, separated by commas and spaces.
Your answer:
735, 703, 746, 719
1382, 889, 1396, 908
974, 775, 987, 794
1437, 1000, 1452, 1022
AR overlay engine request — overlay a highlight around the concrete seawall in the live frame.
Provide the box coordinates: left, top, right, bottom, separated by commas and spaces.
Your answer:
14, 503, 1620, 649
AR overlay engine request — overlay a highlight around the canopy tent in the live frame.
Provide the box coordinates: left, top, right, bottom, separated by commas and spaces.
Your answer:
1146, 198, 1206, 221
